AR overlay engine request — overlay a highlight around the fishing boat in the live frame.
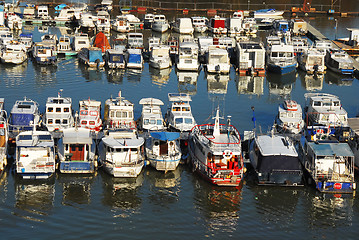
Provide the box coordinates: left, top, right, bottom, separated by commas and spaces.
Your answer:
0, 40, 27, 65
206, 46, 230, 74
254, 9, 284, 19
9, 97, 41, 138
57, 127, 97, 174
149, 45, 171, 69
275, 100, 304, 134
138, 98, 165, 131
266, 44, 297, 74
172, 18, 194, 34
98, 130, 145, 177
78, 98, 102, 133
126, 48, 143, 69
93, 31, 111, 53
78, 47, 105, 68
57, 35, 76, 57
112, 15, 131, 33
191, 16, 208, 33
188, 109, 244, 186
248, 129, 303, 186
0, 99, 8, 176
32, 42, 57, 65
235, 41, 266, 76
152, 15, 169, 33
15, 128, 56, 179
304, 93, 348, 128
145, 131, 181, 172
105, 46, 126, 69
325, 49, 354, 75
208, 15, 227, 35
297, 47, 326, 74
165, 93, 196, 132
72, 33, 91, 52
44, 91, 74, 132
298, 136, 355, 193
176, 42, 199, 71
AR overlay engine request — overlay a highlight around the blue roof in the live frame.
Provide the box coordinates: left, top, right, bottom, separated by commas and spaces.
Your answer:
150, 132, 180, 141
307, 142, 354, 157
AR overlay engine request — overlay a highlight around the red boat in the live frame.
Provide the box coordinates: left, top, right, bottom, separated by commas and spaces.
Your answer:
93, 31, 111, 53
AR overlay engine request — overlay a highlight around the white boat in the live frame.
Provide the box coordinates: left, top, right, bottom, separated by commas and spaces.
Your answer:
235, 41, 266, 76
127, 32, 144, 49
32, 42, 57, 65
152, 15, 169, 33
172, 18, 194, 34
325, 49, 354, 75
95, 13, 111, 34
208, 16, 227, 35
266, 44, 297, 74
104, 91, 136, 130
0, 41, 27, 65
105, 46, 126, 69
149, 45, 171, 69
98, 130, 145, 177
0, 98, 8, 176
227, 16, 243, 36
57, 35, 76, 56
0, 30, 14, 47
290, 18, 308, 35
78, 98, 102, 133
78, 47, 104, 68
23, 4, 36, 19
247, 129, 303, 186
144, 13, 154, 28
72, 33, 90, 52
78, 12, 96, 35
167, 36, 179, 56
5, 13, 22, 30
36, 5, 51, 19
191, 16, 208, 33
15, 129, 56, 179
297, 47, 326, 74
57, 127, 97, 173
165, 93, 196, 132
126, 48, 143, 69
290, 36, 309, 56
275, 100, 304, 134
112, 15, 131, 33
138, 98, 165, 131
54, 7, 81, 21
304, 93, 348, 128
145, 131, 181, 172
123, 14, 141, 30
44, 91, 74, 132
189, 109, 244, 186
144, 36, 160, 58
176, 42, 199, 71
253, 9, 284, 19
100, 0, 113, 11
206, 45, 230, 74
198, 36, 213, 63
18, 33, 34, 52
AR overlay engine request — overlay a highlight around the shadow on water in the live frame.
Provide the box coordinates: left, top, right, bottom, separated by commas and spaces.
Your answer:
176, 70, 198, 95
266, 71, 296, 101
297, 70, 324, 92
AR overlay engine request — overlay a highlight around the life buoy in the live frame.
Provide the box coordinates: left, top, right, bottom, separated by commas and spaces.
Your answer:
223, 150, 233, 159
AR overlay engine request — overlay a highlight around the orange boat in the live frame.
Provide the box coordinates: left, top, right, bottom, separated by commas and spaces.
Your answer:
93, 31, 111, 53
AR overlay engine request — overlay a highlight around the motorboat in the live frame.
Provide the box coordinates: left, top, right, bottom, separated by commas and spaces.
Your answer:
254, 9, 284, 19
15, 129, 56, 179
138, 98, 165, 131
188, 109, 244, 186
290, 36, 309, 56
266, 44, 297, 74
78, 47, 105, 68
297, 47, 326, 74
273, 19, 290, 36
0, 99, 8, 176
208, 15, 227, 35
57, 35, 76, 57
44, 91, 74, 132
5, 13, 22, 31
247, 129, 303, 186
78, 98, 102, 133
54, 7, 81, 22
0, 41, 27, 65
95, 13, 111, 34
32, 42, 57, 65
143, 13, 154, 28
206, 46, 230, 74
191, 16, 208, 33
152, 15, 169, 33
98, 130, 145, 177
41, 34, 58, 46
165, 93, 196, 132
235, 41, 266, 76
145, 131, 181, 172
112, 15, 131, 33
105, 46, 126, 69
143, 36, 160, 59
23, 4, 36, 19
78, 12, 96, 35
36, 5, 51, 20
275, 100, 304, 134
57, 127, 97, 173
127, 32, 144, 49
72, 33, 90, 52
18, 33, 34, 52
149, 45, 171, 69
198, 36, 213, 63
227, 16, 243, 36
172, 18, 194, 34
325, 49, 354, 75
126, 48, 143, 69
304, 93, 348, 128
290, 18, 308, 35
123, 14, 142, 30
176, 42, 199, 71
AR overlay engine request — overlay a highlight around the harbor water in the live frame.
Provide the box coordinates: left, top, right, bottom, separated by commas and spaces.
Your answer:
1, 5, 359, 240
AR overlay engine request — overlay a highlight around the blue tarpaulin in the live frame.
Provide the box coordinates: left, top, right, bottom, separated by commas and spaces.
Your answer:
128, 54, 141, 64
150, 132, 180, 141
20, 33, 33, 38
11, 113, 34, 126
89, 49, 103, 63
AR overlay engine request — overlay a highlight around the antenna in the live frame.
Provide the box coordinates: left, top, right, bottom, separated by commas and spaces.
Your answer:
251, 106, 256, 129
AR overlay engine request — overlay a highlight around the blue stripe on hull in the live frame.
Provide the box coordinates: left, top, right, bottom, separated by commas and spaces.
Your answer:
268, 63, 296, 74
316, 181, 354, 193
59, 161, 94, 173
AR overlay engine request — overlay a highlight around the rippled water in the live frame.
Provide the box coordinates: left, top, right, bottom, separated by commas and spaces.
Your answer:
1, 14, 359, 239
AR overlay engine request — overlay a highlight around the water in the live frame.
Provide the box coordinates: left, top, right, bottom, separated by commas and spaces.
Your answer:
1, 12, 359, 240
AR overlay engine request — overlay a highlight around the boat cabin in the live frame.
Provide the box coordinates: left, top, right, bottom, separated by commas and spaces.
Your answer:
45, 93, 74, 132
166, 93, 196, 132
104, 92, 135, 130
139, 98, 165, 131
79, 99, 102, 132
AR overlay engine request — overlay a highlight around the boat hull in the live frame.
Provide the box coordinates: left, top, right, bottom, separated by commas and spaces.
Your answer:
59, 161, 95, 174
147, 154, 181, 172
267, 63, 296, 74
103, 161, 144, 178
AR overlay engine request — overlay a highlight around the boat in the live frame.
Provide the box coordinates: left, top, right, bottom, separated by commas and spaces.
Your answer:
227, 16, 243, 36
149, 45, 171, 69
78, 47, 105, 68
23, 4, 36, 19
208, 15, 227, 35
253, 9, 284, 19
78, 98, 102, 133
98, 130, 145, 177
176, 42, 199, 71
32, 42, 57, 65
54, 7, 81, 22
18, 33, 34, 52
93, 31, 111, 53
152, 15, 170, 33
191, 16, 208, 33
298, 136, 355, 193
266, 44, 297, 74
95, 12, 111, 34
143, 36, 160, 59
123, 14, 142, 30
9, 97, 41, 138
235, 41, 266, 76
275, 100, 304, 134
290, 18, 308, 35
247, 129, 303, 186
41, 34, 58, 46
44, 91, 74, 132
78, 13, 96, 36
0, 98, 8, 176
105, 46, 126, 69
273, 19, 290, 36
297, 47, 326, 74
198, 36, 213, 63
188, 109, 244, 186
36, 5, 51, 20
112, 15, 131, 33
15, 129, 56, 179
145, 131, 181, 172
57, 127, 97, 173
165, 93, 196, 132
290, 36, 309, 56
138, 98, 165, 131
72, 33, 90, 52
127, 32, 144, 49
205, 45, 230, 74
172, 18, 194, 34
0, 40, 27, 64
126, 48, 143, 69
325, 49, 354, 75
57, 35, 76, 56
143, 13, 154, 29
304, 93, 348, 128
5, 12, 22, 30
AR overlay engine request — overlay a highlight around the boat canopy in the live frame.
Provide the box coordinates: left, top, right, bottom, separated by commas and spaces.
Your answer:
89, 48, 103, 62
11, 113, 34, 126
257, 154, 301, 173
62, 128, 92, 144
128, 53, 142, 63
307, 142, 354, 157
102, 136, 144, 148
168, 93, 192, 102
150, 132, 180, 141
139, 98, 164, 106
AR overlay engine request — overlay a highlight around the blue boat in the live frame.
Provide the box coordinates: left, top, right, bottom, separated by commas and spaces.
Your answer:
267, 44, 297, 74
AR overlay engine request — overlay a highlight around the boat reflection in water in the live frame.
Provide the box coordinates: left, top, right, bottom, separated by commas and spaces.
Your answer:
0, 63, 28, 87
150, 66, 172, 87
127, 68, 142, 83
106, 69, 125, 84
14, 179, 55, 221
58, 174, 95, 206
32, 62, 57, 87
266, 71, 296, 99
325, 70, 355, 86
236, 75, 264, 96
298, 71, 324, 91
79, 62, 103, 82
207, 73, 230, 94
177, 70, 198, 95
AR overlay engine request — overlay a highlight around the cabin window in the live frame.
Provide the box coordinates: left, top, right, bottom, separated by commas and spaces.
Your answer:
80, 110, 88, 115
150, 119, 156, 125
65, 144, 69, 151
173, 107, 181, 111
48, 119, 53, 124
333, 101, 340, 106
64, 108, 70, 113
185, 118, 193, 124
55, 119, 61, 124
157, 120, 162, 125
313, 101, 321, 106
122, 112, 128, 118
63, 119, 68, 124
56, 108, 61, 113
47, 107, 53, 112
89, 121, 95, 125
144, 119, 149, 125
116, 148, 122, 152
323, 102, 331, 107
182, 107, 190, 111
86, 145, 89, 151
116, 111, 122, 118
272, 52, 278, 58
81, 120, 87, 125
131, 148, 137, 152
175, 118, 183, 124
